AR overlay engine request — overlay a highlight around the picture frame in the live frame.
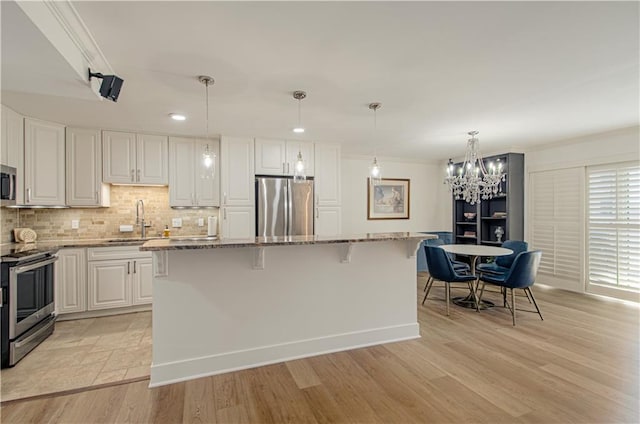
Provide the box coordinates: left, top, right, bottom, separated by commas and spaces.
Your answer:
367, 178, 410, 220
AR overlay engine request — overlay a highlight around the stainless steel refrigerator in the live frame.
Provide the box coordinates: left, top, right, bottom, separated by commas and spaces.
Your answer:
256, 177, 314, 237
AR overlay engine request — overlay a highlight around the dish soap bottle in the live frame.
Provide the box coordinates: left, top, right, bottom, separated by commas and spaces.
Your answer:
163, 225, 170, 238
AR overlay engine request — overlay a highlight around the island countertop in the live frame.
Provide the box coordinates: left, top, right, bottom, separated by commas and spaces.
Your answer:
140, 232, 436, 251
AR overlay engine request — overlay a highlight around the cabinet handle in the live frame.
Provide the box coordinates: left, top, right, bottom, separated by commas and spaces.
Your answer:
133, 261, 137, 274
223, 193, 227, 205
136, 169, 140, 182
316, 208, 319, 219
131, 169, 135, 182
127, 262, 131, 274
95, 191, 98, 201
283, 163, 286, 174
26, 188, 31, 203
287, 163, 290, 174
224, 208, 227, 219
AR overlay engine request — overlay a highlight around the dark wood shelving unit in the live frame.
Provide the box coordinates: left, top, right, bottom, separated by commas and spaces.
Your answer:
451, 152, 524, 246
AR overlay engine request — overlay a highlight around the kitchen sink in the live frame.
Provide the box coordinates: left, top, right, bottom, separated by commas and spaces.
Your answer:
169, 236, 218, 242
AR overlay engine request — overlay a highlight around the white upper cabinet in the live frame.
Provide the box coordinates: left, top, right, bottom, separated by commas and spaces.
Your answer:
24, 118, 66, 206
255, 138, 286, 175
136, 133, 168, 184
103, 131, 168, 185
255, 138, 314, 177
169, 137, 220, 207
1, 105, 24, 169
314, 143, 341, 206
221, 136, 255, 206
66, 127, 109, 207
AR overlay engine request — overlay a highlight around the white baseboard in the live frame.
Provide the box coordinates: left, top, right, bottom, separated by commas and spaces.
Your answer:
149, 322, 419, 387
56, 304, 151, 321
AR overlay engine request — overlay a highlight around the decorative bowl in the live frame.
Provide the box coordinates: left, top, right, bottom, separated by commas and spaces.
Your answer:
463, 212, 477, 220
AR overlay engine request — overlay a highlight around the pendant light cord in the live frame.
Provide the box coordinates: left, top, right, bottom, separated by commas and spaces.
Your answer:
205, 80, 209, 139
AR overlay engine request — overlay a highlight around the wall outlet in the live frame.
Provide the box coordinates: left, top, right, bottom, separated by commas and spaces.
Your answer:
197, 218, 204, 227
172, 218, 182, 228
71, 219, 80, 229
120, 225, 134, 232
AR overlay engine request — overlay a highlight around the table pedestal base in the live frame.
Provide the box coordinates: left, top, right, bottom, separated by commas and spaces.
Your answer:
452, 295, 495, 310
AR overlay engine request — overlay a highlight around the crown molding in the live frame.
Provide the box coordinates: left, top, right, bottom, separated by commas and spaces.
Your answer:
16, 0, 114, 98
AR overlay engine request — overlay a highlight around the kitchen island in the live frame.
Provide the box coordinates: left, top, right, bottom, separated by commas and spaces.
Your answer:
141, 232, 435, 387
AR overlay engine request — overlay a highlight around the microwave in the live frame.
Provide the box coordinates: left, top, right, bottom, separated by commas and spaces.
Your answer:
0, 165, 17, 206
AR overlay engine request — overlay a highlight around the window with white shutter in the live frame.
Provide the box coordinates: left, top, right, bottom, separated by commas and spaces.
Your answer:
587, 162, 640, 300
529, 168, 584, 292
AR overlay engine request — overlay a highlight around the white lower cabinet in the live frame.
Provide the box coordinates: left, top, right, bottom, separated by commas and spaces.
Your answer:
55, 246, 153, 315
316, 207, 342, 236
132, 258, 153, 305
55, 248, 87, 315
88, 260, 131, 310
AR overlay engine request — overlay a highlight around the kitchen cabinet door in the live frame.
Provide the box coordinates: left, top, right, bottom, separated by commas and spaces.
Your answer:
315, 206, 342, 236
1, 105, 24, 169
55, 248, 87, 315
88, 259, 131, 310
132, 258, 153, 305
221, 136, 254, 206
314, 143, 341, 206
170, 138, 220, 207
103, 130, 136, 183
222, 206, 255, 239
194, 139, 220, 206
169, 137, 196, 207
24, 118, 65, 205
136, 133, 168, 184
66, 127, 109, 207
255, 138, 286, 175
286, 140, 315, 177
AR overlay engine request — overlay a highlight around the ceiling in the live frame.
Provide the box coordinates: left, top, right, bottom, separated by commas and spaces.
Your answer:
2, 1, 638, 161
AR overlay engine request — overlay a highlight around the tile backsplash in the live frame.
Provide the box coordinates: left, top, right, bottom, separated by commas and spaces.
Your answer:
0, 186, 220, 243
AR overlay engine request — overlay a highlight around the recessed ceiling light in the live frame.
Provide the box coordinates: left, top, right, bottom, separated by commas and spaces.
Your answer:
169, 113, 186, 121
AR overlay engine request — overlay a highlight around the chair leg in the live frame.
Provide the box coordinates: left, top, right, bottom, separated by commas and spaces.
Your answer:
423, 275, 432, 292
478, 281, 487, 305
526, 287, 544, 321
523, 288, 533, 304
421, 278, 435, 305
445, 283, 450, 316
511, 288, 516, 326
502, 287, 507, 307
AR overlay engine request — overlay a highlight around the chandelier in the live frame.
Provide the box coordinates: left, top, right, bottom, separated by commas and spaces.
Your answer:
444, 131, 505, 205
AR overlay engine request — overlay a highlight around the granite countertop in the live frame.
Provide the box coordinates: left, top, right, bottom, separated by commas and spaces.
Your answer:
140, 232, 437, 251
0, 237, 161, 258
0, 233, 438, 257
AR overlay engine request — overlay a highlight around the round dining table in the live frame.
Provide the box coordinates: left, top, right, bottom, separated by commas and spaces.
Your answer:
440, 244, 513, 309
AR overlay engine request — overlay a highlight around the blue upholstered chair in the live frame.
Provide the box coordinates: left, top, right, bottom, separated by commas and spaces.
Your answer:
423, 239, 470, 292
422, 246, 478, 316
477, 250, 543, 325
476, 240, 528, 276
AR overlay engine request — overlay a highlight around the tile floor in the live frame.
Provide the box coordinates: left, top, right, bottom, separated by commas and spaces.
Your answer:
0, 311, 151, 402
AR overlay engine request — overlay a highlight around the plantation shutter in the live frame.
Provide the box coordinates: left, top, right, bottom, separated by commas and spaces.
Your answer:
587, 162, 640, 293
529, 167, 584, 291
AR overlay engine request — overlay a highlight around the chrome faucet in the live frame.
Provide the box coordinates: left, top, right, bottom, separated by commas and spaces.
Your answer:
135, 199, 148, 239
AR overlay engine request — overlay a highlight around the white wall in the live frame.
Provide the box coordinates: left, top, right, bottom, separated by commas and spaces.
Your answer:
525, 126, 639, 172
341, 157, 451, 234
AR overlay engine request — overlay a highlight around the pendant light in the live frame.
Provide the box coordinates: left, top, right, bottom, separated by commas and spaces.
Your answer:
368, 102, 382, 185
199, 75, 216, 179
292, 90, 307, 182
292, 90, 306, 133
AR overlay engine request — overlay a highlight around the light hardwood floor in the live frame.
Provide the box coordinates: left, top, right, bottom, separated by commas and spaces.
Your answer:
2, 274, 639, 423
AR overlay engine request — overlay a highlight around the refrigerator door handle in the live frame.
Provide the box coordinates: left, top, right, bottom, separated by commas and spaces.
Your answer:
283, 181, 289, 236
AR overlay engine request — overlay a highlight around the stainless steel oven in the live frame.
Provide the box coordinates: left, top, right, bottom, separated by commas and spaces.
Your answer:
1, 250, 58, 368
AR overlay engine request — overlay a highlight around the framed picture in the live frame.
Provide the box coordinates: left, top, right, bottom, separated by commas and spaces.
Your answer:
367, 178, 410, 220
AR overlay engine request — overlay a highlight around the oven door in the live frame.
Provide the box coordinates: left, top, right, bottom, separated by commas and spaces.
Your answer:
9, 256, 58, 339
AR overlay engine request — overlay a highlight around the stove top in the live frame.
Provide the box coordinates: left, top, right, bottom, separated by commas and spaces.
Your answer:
0, 245, 58, 262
